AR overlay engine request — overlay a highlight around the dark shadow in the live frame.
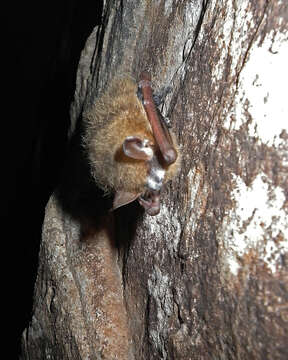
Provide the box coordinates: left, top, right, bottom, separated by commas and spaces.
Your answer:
55, 119, 113, 231
13, 0, 103, 357
114, 199, 144, 248
56, 117, 143, 244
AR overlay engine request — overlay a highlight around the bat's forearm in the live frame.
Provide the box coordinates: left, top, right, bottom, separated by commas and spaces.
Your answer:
139, 71, 177, 165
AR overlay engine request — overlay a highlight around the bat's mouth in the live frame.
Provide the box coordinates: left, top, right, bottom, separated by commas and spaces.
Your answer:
138, 190, 160, 216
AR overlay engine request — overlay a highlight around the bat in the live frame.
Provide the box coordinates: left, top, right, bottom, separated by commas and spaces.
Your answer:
83, 72, 180, 215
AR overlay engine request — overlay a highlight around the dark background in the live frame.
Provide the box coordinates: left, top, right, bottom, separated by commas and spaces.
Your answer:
10, 1, 102, 356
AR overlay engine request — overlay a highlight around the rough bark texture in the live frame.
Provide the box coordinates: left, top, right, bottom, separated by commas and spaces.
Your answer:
22, 0, 288, 359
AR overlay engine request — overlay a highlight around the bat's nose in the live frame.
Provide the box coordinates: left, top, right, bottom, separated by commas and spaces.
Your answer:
138, 190, 160, 216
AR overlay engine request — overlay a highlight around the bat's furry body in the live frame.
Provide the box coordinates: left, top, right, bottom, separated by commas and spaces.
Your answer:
82, 76, 180, 213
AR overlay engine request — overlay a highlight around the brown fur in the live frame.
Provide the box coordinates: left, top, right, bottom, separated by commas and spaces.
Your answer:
83, 76, 180, 196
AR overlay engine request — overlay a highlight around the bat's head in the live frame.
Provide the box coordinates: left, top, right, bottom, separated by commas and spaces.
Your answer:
113, 135, 179, 216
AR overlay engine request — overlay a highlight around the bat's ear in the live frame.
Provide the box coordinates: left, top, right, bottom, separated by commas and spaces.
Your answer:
123, 136, 153, 161
113, 190, 141, 210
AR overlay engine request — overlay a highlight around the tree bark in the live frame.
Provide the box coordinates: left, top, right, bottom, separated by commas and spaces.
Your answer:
22, 0, 288, 359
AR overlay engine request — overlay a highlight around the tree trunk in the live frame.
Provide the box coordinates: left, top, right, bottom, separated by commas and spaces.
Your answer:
22, 1, 288, 359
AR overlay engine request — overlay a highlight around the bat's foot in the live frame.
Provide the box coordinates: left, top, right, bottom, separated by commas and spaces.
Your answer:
137, 85, 172, 107
152, 86, 172, 106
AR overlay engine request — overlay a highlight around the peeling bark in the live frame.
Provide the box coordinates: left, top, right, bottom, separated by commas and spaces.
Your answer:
22, 1, 288, 359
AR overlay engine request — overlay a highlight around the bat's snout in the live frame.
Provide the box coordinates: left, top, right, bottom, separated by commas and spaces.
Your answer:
138, 190, 160, 216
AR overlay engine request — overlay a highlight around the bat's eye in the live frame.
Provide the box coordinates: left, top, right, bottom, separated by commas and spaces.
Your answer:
142, 139, 153, 148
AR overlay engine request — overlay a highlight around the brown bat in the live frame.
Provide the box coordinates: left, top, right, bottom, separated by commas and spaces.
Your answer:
83, 72, 180, 215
